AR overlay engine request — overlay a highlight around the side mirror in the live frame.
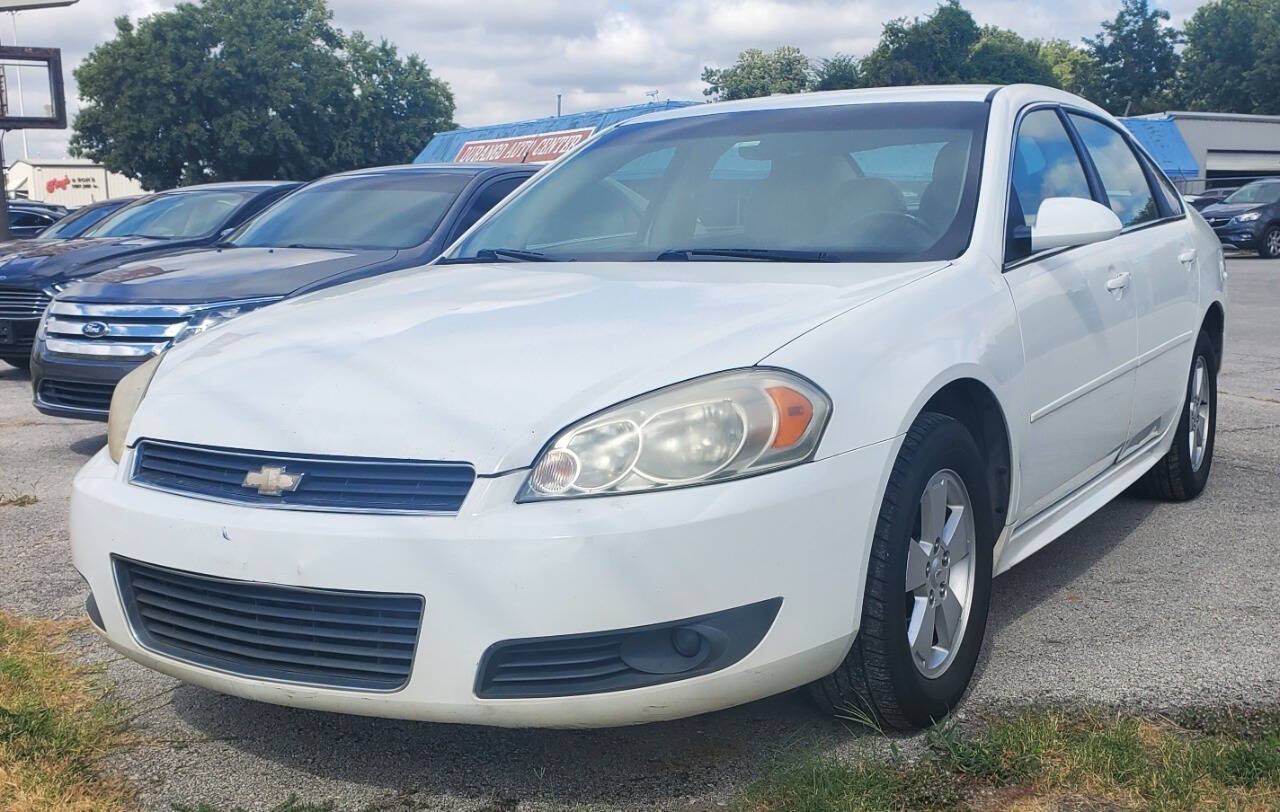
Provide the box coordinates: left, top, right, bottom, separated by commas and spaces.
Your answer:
1031, 197, 1123, 253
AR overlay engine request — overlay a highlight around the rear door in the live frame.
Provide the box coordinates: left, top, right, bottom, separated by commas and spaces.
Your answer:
1066, 113, 1198, 456
1003, 107, 1139, 523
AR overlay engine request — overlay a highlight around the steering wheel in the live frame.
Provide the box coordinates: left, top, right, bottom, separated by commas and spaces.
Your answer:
845, 210, 936, 251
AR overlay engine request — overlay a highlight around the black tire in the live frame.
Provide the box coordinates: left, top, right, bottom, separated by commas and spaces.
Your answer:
0, 356, 29, 372
1130, 332, 1217, 501
809, 412, 995, 730
1261, 225, 1280, 259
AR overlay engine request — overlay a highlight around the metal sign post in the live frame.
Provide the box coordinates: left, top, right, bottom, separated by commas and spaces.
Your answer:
0, 45, 67, 241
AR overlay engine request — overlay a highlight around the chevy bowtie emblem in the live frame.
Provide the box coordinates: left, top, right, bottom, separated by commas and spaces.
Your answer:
242, 465, 303, 496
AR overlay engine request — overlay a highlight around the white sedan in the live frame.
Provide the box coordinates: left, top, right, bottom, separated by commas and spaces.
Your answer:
73, 84, 1225, 730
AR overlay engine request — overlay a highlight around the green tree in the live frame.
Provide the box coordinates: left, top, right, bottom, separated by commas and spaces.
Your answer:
701, 46, 810, 100
859, 0, 981, 87
811, 53, 861, 91
1248, 4, 1280, 113
70, 0, 455, 190
1084, 0, 1181, 115
1041, 40, 1104, 102
1179, 0, 1280, 113
965, 27, 1056, 86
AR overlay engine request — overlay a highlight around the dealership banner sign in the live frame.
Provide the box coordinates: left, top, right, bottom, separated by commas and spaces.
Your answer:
453, 127, 596, 164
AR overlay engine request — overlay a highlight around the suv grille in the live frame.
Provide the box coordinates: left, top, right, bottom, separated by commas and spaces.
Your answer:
42, 301, 196, 358
131, 440, 475, 514
115, 557, 424, 691
0, 286, 51, 319
37, 379, 116, 414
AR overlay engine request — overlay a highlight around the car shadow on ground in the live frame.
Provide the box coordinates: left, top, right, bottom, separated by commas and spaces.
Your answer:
68, 434, 107, 457
165, 495, 1157, 808
0, 365, 28, 382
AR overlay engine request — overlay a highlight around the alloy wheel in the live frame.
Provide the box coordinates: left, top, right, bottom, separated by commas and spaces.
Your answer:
1188, 355, 1212, 472
905, 469, 977, 679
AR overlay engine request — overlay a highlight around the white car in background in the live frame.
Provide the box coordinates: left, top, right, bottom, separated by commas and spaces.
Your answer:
72, 84, 1225, 730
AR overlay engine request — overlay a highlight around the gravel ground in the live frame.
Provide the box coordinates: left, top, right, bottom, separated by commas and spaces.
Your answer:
1, 257, 1277, 810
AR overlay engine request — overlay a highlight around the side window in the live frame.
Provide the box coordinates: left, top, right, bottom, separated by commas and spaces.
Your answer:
1007, 109, 1093, 262
1068, 114, 1159, 227
1135, 149, 1184, 216
10, 211, 52, 228
450, 176, 526, 240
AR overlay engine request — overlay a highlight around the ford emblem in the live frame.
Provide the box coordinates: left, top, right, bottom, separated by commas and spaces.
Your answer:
81, 321, 109, 338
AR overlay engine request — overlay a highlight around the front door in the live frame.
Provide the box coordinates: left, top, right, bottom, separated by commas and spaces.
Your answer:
1002, 108, 1138, 523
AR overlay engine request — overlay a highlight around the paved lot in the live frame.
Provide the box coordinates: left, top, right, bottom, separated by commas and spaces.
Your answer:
1, 258, 1277, 810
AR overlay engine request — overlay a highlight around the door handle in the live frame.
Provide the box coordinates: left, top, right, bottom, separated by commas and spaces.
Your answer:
1105, 272, 1131, 292
1179, 249, 1198, 266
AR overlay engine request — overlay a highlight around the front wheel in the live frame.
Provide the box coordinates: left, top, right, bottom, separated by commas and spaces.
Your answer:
1130, 332, 1217, 500
1261, 225, 1280, 259
809, 412, 994, 730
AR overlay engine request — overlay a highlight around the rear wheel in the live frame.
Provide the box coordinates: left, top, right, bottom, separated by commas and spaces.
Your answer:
810, 412, 994, 730
1130, 332, 1217, 500
1261, 225, 1280, 259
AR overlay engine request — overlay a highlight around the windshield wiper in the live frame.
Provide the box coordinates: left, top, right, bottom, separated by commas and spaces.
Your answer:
655, 248, 836, 262
475, 248, 558, 262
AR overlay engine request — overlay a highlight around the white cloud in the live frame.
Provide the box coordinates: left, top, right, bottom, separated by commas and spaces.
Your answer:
2, 0, 1202, 166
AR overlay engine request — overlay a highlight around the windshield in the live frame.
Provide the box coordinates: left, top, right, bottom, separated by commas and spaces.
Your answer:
449, 102, 989, 263
231, 172, 468, 250
37, 201, 125, 240
1223, 183, 1280, 205
86, 190, 256, 239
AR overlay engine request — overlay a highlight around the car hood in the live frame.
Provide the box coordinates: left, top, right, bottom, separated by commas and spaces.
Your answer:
0, 236, 195, 287
130, 260, 947, 473
64, 247, 400, 304
1200, 202, 1268, 218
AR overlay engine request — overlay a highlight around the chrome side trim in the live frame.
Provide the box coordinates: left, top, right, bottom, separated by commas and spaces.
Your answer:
1134, 330, 1194, 367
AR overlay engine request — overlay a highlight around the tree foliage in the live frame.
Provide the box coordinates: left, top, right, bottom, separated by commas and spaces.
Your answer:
1084, 0, 1181, 115
1040, 40, 1104, 102
966, 27, 1056, 86
1179, 0, 1280, 113
811, 53, 860, 91
701, 46, 810, 101
859, 0, 981, 86
70, 0, 455, 190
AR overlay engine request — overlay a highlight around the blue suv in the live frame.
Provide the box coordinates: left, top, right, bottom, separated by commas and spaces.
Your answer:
1200, 179, 1280, 258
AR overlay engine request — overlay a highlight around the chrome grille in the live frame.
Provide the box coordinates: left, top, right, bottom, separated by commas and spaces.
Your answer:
42, 301, 196, 358
0, 286, 51, 319
1206, 217, 1230, 227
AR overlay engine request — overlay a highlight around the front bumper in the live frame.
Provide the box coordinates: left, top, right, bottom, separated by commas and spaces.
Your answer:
1211, 222, 1262, 250
71, 440, 892, 727
31, 339, 142, 420
0, 316, 37, 362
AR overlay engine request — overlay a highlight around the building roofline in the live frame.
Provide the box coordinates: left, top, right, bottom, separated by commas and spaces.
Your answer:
1140, 110, 1280, 124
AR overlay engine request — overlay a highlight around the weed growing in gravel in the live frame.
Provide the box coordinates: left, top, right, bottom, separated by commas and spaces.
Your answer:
0, 494, 37, 508
737, 706, 1280, 810
0, 611, 134, 810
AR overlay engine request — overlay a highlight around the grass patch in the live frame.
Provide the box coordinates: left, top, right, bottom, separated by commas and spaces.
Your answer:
738, 707, 1280, 810
0, 610, 134, 810
0, 494, 37, 508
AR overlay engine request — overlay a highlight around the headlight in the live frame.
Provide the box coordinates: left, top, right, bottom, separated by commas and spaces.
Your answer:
107, 354, 162, 463
519, 369, 831, 501
170, 299, 279, 347
1234, 211, 1263, 223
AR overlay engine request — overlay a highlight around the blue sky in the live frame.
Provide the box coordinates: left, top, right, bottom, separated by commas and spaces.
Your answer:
4, 0, 1200, 163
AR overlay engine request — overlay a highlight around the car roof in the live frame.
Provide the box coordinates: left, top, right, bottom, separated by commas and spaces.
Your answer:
327, 163, 535, 180
619, 83, 1108, 127
160, 180, 301, 194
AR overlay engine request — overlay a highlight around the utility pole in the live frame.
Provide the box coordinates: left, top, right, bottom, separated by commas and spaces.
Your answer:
556, 94, 562, 117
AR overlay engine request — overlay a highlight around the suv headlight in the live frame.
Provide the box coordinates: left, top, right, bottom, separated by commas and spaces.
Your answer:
519, 369, 831, 501
170, 299, 280, 347
1234, 211, 1263, 223
107, 354, 162, 463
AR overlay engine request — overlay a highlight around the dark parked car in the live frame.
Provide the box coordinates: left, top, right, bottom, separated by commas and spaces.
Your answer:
1183, 186, 1237, 211
31, 163, 534, 418
7, 203, 64, 239
0, 197, 140, 257
0, 182, 299, 370
1200, 179, 1280, 257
